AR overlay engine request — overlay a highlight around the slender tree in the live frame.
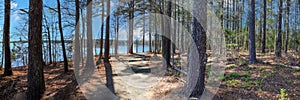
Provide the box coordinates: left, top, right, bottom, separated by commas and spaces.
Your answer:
44, 15, 52, 64
172, 0, 177, 63
97, 0, 105, 64
154, 0, 158, 54
149, 0, 153, 52
142, 7, 146, 52
57, 0, 69, 72
104, 0, 115, 93
285, 0, 290, 53
74, 0, 80, 73
163, 0, 171, 72
114, 6, 120, 55
249, 0, 256, 63
27, 0, 45, 99
262, 0, 267, 53
275, 0, 283, 58
128, 0, 134, 54
3, 0, 12, 76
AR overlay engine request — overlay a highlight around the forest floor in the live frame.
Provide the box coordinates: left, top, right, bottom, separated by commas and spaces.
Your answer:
0, 51, 299, 100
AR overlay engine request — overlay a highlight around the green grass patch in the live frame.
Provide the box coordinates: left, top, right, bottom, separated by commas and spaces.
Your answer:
279, 63, 286, 68
280, 88, 290, 100
255, 78, 264, 86
239, 58, 248, 66
225, 72, 250, 80
295, 68, 300, 71
242, 81, 257, 88
226, 79, 241, 87
258, 88, 263, 92
226, 64, 236, 70
243, 65, 252, 71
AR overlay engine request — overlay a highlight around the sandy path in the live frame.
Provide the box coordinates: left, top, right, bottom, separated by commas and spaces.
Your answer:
110, 54, 164, 100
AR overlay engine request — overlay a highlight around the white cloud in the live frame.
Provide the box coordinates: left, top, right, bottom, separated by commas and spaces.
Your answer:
11, 2, 18, 9
12, 10, 21, 22
10, 1, 20, 22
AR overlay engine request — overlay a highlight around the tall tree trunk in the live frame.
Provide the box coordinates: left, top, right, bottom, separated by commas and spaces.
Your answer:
80, 8, 85, 64
163, 0, 171, 72
249, 0, 256, 64
57, 0, 69, 72
149, 0, 152, 53
188, 0, 207, 98
27, 0, 45, 99
160, 0, 165, 54
181, 0, 185, 53
98, 0, 105, 64
221, 0, 224, 28
128, 0, 134, 54
3, 0, 12, 76
172, 0, 177, 63
142, 8, 145, 52
44, 15, 52, 64
262, 0, 267, 53
285, 0, 290, 53
84, 0, 96, 84
104, 0, 115, 94
275, 0, 283, 58
74, 0, 80, 76
154, 0, 158, 54
226, 0, 229, 29
115, 9, 119, 55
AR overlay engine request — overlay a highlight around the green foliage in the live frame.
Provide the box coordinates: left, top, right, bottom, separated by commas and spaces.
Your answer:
242, 80, 257, 88
243, 65, 253, 71
225, 72, 250, 80
226, 79, 241, 87
279, 63, 286, 68
218, 73, 225, 81
260, 68, 269, 77
295, 68, 300, 71
255, 79, 262, 85
280, 88, 290, 100
239, 58, 248, 66
258, 88, 263, 92
226, 64, 236, 70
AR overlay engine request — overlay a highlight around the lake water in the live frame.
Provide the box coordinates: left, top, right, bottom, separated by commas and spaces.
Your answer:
0, 42, 156, 67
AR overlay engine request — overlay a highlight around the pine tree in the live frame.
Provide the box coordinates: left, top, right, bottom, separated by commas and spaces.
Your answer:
27, 0, 46, 99
249, 0, 257, 63
275, 0, 283, 58
3, 0, 12, 76
57, 0, 69, 72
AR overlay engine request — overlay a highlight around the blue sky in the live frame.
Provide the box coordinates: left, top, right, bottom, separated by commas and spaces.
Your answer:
0, 0, 57, 41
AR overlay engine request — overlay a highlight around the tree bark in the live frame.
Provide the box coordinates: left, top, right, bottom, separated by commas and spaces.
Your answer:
57, 0, 69, 72
284, 0, 290, 53
187, 0, 207, 98
3, 0, 12, 76
104, 0, 115, 94
143, 8, 145, 52
262, 0, 267, 53
128, 0, 134, 54
163, 0, 171, 72
249, 0, 256, 64
27, 0, 45, 99
172, 0, 177, 63
149, 0, 152, 52
98, 0, 105, 64
275, 0, 283, 58
74, 0, 80, 76
44, 15, 52, 64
